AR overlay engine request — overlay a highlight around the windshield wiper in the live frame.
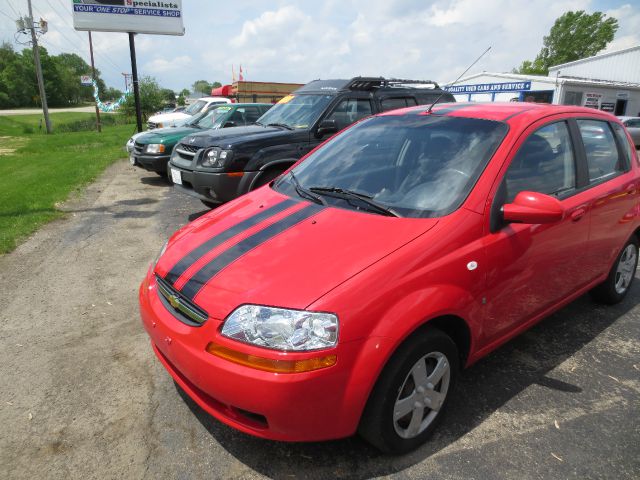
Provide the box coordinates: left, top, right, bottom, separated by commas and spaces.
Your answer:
289, 172, 325, 206
267, 122, 293, 130
309, 187, 400, 217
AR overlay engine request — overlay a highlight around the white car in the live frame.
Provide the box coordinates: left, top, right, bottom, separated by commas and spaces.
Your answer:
146, 97, 232, 129
618, 116, 640, 149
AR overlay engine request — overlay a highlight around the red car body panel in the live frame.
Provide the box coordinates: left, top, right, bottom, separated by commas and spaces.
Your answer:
139, 102, 640, 442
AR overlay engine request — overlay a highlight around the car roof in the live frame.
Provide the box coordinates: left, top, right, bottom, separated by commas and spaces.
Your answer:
380, 102, 622, 124
295, 77, 444, 95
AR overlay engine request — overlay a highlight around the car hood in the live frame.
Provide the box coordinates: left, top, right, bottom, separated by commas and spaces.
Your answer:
148, 112, 190, 123
183, 124, 295, 149
154, 189, 438, 320
135, 126, 203, 145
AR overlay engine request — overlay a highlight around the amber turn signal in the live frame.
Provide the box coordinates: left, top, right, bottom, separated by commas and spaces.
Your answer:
206, 342, 337, 373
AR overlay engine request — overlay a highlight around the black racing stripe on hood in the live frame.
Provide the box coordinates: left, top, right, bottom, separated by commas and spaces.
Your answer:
164, 198, 297, 285
179, 203, 324, 301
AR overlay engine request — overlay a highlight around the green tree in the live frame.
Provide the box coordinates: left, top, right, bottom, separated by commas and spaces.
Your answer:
515, 10, 618, 75
121, 76, 164, 119
192, 80, 211, 95
160, 88, 176, 103
103, 87, 123, 101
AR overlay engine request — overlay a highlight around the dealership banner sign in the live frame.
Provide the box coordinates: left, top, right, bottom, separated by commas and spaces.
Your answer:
445, 81, 532, 94
72, 0, 184, 36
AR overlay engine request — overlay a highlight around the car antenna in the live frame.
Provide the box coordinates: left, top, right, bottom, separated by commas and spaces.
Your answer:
426, 46, 492, 113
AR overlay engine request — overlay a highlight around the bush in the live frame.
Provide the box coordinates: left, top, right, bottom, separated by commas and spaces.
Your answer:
55, 114, 130, 132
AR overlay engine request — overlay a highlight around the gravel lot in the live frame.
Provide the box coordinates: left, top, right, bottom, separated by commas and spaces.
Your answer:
1, 160, 638, 479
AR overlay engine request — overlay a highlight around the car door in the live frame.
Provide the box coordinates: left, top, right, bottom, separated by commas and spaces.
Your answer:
577, 118, 639, 277
481, 117, 594, 344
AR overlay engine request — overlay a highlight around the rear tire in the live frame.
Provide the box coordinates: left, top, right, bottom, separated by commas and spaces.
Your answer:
358, 328, 459, 454
590, 235, 638, 305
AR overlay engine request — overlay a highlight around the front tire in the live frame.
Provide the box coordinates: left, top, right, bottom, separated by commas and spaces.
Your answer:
200, 200, 218, 209
590, 235, 638, 304
358, 328, 459, 454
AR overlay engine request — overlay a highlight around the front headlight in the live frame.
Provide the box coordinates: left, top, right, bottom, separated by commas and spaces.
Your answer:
146, 144, 166, 154
201, 148, 232, 168
221, 305, 339, 351
153, 241, 168, 267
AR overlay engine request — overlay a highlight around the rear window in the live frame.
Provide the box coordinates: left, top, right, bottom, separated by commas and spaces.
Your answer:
577, 120, 625, 183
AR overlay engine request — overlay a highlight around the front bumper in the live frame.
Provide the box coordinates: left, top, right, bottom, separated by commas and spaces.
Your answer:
132, 153, 171, 173
139, 273, 367, 442
169, 162, 259, 204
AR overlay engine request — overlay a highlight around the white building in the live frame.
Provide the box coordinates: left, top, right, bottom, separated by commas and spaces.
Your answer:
446, 45, 640, 117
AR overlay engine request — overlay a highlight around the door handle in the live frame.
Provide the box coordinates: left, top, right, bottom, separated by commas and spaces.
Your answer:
570, 208, 586, 221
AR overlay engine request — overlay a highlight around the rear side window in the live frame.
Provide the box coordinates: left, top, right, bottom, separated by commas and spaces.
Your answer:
380, 97, 417, 112
505, 121, 576, 202
611, 122, 634, 168
577, 120, 624, 183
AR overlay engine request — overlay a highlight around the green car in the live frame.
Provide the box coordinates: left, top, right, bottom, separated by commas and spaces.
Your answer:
130, 103, 271, 177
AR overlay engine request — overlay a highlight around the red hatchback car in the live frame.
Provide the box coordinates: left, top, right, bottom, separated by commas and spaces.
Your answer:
139, 102, 640, 453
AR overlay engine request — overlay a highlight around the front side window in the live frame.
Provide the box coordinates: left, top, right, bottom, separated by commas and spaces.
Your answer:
577, 119, 624, 183
623, 119, 640, 128
256, 94, 333, 129
274, 115, 508, 218
325, 98, 373, 130
505, 122, 576, 202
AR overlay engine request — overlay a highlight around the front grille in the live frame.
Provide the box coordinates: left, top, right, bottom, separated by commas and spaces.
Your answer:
155, 275, 208, 326
179, 143, 199, 153
147, 122, 158, 129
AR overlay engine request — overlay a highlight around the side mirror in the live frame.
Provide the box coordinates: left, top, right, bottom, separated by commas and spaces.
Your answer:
223, 121, 237, 128
502, 191, 564, 224
316, 119, 338, 138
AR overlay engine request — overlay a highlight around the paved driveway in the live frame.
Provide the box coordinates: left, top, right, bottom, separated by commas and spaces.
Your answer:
1, 161, 638, 479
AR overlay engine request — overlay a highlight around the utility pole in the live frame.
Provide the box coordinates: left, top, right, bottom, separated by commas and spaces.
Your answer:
88, 31, 101, 133
26, 0, 52, 134
128, 33, 143, 132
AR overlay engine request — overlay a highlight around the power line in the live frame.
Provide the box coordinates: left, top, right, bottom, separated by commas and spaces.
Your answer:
0, 8, 14, 21
5, 0, 19, 17
45, 0, 126, 74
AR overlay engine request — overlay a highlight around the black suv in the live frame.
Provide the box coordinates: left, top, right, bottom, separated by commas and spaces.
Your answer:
168, 77, 455, 207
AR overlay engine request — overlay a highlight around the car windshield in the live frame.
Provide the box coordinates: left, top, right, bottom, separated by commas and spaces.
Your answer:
194, 106, 233, 129
184, 100, 207, 115
256, 94, 333, 129
274, 115, 508, 218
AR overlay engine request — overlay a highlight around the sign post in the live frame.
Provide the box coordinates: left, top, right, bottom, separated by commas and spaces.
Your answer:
87, 31, 101, 132
72, 0, 184, 133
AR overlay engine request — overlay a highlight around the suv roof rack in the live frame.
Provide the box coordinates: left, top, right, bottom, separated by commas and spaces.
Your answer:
345, 77, 440, 91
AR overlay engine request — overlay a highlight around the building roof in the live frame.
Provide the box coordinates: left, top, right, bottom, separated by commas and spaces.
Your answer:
549, 44, 640, 71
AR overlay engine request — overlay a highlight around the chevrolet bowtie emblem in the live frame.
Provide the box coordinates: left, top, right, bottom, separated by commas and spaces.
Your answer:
189, 137, 196, 143
168, 294, 180, 309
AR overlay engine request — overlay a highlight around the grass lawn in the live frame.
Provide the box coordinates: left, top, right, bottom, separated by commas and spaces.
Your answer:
0, 113, 136, 253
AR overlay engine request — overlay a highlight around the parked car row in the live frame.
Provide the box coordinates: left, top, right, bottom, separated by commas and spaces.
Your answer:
135, 78, 640, 454
129, 103, 271, 177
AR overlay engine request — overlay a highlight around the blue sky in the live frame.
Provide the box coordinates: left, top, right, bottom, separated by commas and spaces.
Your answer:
1, 0, 638, 92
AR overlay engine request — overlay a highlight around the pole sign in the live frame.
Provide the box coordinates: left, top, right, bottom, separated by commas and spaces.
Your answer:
80, 75, 92, 86
445, 81, 532, 95
72, 0, 184, 36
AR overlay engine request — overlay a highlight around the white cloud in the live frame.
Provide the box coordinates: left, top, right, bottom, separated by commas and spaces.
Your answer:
143, 55, 193, 73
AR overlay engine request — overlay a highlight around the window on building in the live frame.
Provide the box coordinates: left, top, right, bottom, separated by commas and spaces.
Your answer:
564, 91, 583, 106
